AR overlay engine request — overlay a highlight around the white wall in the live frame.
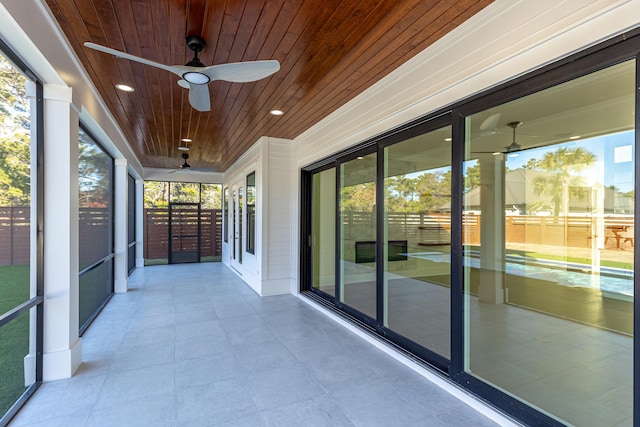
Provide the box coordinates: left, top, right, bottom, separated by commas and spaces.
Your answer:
222, 137, 293, 295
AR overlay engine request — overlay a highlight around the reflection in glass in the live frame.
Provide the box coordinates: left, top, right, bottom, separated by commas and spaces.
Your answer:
463, 60, 634, 426
312, 168, 336, 296
340, 153, 377, 318
384, 126, 451, 358
246, 173, 256, 254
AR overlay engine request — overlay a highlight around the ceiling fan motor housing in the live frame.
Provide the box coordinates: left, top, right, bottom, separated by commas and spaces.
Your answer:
186, 35, 206, 53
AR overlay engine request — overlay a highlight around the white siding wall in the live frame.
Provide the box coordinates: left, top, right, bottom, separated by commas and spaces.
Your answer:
262, 139, 293, 295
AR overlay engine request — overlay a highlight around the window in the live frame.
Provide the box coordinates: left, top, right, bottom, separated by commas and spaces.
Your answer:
223, 187, 228, 243
127, 174, 135, 274
78, 127, 114, 334
246, 172, 256, 254
0, 44, 43, 424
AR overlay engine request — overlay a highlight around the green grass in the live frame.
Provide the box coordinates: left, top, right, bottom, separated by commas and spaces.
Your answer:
0, 264, 31, 417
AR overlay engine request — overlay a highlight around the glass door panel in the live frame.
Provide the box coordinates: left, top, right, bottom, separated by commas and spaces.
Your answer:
312, 168, 336, 296
339, 153, 377, 318
231, 185, 243, 269
463, 59, 634, 426
383, 126, 452, 358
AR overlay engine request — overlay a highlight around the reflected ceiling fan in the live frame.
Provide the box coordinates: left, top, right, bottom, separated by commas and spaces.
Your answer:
473, 121, 525, 155
84, 36, 280, 112
169, 152, 214, 173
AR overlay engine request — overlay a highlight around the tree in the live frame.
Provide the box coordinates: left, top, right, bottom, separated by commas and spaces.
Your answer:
144, 181, 169, 208
532, 146, 597, 216
201, 184, 222, 209
0, 54, 31, 206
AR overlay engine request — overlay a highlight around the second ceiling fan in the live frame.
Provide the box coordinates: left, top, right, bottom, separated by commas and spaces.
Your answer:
85, 36, 280, 112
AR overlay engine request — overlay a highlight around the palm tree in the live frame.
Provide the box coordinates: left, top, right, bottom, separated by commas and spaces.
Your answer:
532, 146, 597, 216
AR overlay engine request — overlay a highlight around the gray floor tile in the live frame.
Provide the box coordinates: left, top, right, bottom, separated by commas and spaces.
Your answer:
175, 378, 257, 425
85, 394, 174, 427
331, 381, 434, 427
246, 363, 328, 410
261, 395, 355, 427
10, 263, 507, 427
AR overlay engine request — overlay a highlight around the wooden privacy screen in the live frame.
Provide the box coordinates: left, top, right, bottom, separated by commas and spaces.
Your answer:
144, 208, 222, 262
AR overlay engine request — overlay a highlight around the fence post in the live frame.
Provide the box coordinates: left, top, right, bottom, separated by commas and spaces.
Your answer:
10, 206, 14, 265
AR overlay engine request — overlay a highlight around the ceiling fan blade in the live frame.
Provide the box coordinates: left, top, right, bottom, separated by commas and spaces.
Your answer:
84, 42, 181, 76
201, 60, 280, 83
478, 113, 501, 136
188, 83, 211, 112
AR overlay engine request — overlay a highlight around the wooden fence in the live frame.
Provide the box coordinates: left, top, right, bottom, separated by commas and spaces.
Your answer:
0, 206, 30, 265
0, 206, 632, 266
144, 208, 222, 261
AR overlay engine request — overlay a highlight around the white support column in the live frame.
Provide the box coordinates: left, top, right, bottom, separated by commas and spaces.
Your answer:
24, 80, 38, 386
135, 179, 145, 268
42, 83, 82, 381
113, 158, 128, 292
478, 155, 506, 304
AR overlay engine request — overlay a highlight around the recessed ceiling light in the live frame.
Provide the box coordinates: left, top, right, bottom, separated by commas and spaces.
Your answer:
444, 137, 452, 142
178, 146, 190, 151
569, 135, 581, 140
357, 156, 364, 160
181, 138, 192, 142
270, 109, 284, 116
115, 84, 134, 92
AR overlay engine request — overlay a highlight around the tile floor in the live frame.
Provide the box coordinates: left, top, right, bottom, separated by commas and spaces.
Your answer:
9, 263, 512, 427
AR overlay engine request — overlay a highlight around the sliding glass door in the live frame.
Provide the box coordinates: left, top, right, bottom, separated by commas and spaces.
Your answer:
308, 123, 453, 362
302, 31, 639, 427
311, 167, 336, 296
339, 152, 377, 319
463, 58, 635, 427
383, 126, 452, 359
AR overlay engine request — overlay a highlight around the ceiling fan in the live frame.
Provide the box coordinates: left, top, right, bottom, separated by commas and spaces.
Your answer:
84, 36, 280, 112
169, 152, 214, 173
473, 121, 524, 155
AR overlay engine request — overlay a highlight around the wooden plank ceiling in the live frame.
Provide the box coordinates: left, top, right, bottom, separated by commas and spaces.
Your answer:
45, 0, 492, 172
